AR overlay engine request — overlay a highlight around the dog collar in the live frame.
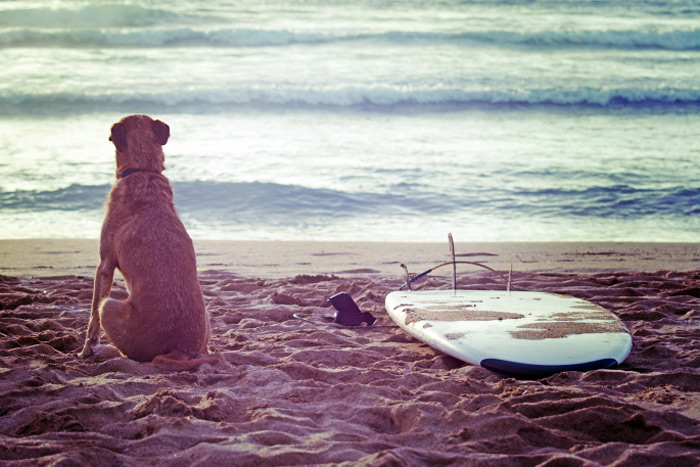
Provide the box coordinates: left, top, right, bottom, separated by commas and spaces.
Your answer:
118, 168, 160, 179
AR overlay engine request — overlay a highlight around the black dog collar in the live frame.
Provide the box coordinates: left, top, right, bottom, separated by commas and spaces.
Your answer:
118, 168, 160, 179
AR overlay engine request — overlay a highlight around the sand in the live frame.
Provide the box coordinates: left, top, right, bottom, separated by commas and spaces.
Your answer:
1, 240, 699, 465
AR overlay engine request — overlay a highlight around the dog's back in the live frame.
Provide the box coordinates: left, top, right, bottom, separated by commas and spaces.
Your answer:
104, 171, 209, 362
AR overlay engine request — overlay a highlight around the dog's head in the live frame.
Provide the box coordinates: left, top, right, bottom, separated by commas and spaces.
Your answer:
110, 114, 170, 175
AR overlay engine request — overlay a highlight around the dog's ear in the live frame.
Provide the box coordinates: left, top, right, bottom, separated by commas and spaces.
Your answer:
109, 122, 128, 152
152, 119, 170, 146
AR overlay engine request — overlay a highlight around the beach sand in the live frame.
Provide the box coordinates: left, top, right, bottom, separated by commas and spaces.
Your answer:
1, 240, 699, 465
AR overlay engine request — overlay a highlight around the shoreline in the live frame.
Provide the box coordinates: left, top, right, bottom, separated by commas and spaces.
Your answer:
1, 239, 698, 279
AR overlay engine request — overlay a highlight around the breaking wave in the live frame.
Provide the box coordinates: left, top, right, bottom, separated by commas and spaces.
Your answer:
2, 25, 700, 50
3, 86, 700, 115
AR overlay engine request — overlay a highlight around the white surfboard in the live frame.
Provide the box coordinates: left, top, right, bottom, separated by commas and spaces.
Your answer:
385, 289, 632, 377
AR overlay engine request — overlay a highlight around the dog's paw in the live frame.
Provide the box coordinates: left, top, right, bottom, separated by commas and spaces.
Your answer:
93, 344, 123, 359
78, 345, 94, 358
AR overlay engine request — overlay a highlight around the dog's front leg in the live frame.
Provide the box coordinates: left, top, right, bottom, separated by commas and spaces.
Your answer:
79, 260, 116, 358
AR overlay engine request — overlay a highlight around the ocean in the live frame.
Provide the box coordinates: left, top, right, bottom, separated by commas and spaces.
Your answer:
1, 0, 698, 242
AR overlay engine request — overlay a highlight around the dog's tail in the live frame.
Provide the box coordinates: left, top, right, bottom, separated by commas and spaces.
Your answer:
151, 351, 224, 371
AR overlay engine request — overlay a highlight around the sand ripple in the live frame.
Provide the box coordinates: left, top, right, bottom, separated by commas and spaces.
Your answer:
1, 270, 699, 465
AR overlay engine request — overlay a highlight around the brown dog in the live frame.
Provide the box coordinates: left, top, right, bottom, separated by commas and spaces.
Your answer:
79, 115, 220, 370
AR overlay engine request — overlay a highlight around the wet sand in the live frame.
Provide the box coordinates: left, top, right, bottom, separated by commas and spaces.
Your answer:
1, 240, 699, 465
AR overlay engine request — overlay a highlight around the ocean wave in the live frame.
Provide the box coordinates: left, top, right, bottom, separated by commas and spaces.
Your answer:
474, 28, 700, 51
0, 4, 213, 29
1, 182, 696, 222
0, 184, 110, 211
515, 185, 700, 218
3, 86, 700, 115
0, 182, 460, 223
0, 27, 330, 48
1, 26, 700, 50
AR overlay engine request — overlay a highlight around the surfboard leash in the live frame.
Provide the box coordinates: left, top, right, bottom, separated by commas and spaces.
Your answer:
292, 292, 397, 329
400, 234, 513, 292
400, 260, 512, 291
292, 312, 396, 329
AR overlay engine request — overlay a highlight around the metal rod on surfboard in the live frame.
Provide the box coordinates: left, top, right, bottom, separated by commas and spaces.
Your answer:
508, 264, 512, 292
400, 263, 413, 291
448, 233, 457, 293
